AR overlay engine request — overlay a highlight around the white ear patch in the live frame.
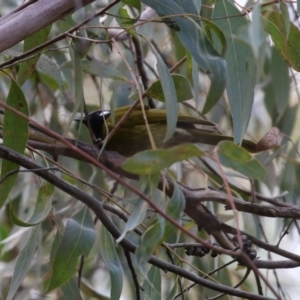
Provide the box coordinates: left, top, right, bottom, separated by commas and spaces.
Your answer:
96, 110, 110, 118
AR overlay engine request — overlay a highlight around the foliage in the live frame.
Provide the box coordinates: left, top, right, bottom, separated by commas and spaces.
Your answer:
0, 0, 300, 299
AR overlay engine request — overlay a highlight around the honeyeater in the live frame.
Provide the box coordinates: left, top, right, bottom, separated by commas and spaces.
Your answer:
74, 106, 258, 157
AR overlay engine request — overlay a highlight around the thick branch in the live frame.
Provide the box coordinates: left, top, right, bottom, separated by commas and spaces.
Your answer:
0, 0, 95, 53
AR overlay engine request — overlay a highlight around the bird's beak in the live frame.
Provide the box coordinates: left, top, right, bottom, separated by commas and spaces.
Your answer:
73, 114, 86, 124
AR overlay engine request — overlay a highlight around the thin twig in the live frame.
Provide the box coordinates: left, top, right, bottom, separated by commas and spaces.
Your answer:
124, 249, 142, 300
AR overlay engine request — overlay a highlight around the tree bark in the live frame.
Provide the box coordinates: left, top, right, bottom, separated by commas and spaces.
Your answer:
0, 0, 95, 53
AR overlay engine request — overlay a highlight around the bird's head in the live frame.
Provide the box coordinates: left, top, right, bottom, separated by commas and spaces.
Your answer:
74, 110, 111, 139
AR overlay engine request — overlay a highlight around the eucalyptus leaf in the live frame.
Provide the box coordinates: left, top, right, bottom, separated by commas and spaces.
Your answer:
136, 219, 164, 274
9, 181, 54, 227
117, 199, 148, 242
163, 183, 185, 239
6, 226, 40, 300
81, 58, 129, 81
17, 25, 51, 86
60, 278, 83, 300
147, 39, 178, 142
100, 225, 124, 300
122, 0, 141, 11
264, 11, 300, 71
0, 79, 28, 207
213, 0, 256, 144
218, 141, 266, 180
37, 54, 65, 92
47, 207, 96, 291
144, 75, 193, 102
141, 0, 227, 112
142, 265, 161, 300
122, 144, 205, 175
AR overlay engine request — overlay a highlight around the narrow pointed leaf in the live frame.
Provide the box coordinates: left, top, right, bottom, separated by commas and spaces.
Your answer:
117, 199, 148, 242
122, 144, 205, 175
99, 225, 123, 300
37, 54, 65, 92
16, 25, 51, 86
81, 58, 128, 81
6, 225, 40, 300
142, 265, 161, 300
264, 11, 300, 71
141, 0, 227, 112
136, 219, 164, 273
147, 39, 178, 142
213, 0, 256, 144
144, 75, 193, 102
164, 184, 185, 239
47, 207, 96, 291
60, 278, 83, 300
218, 141, 266, 180
0, 79, 28, 207
9, 182, 54, 227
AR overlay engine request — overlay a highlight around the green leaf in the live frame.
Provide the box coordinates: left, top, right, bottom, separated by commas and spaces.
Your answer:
142, 265, 161, 299
136, 219, 164, 273
117, 6, 138, 26
264, 11, 300, 71
47, 207, 96, 291
144, 75, 193, 102
265, 47, 290, 120
141, 0, 227, 112
122, 144, 205, 175
191, 56, 200, 109
9, 181, 54, 227
213, 0, 256, 144
81, 58, 128, 81
280, 2, 290, 37
37, 54, 65, 92
99, 226, 124, 300
0, 79, 29, 207
6, 225, 40, 300
60, 277, 83, 300
165, 279, 179, 300
16, 25, 51, 86
218, 141, 266, 180
164, 184, 185, 239
117, 199, 148, 242
203, 18, 227, 58
246, 2, 265, 58
147, 39, 179, 142
68, 46, 86, 134
122, 0, 141, 11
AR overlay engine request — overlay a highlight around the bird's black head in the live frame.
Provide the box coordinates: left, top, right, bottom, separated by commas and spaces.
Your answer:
74, 110, 111, 139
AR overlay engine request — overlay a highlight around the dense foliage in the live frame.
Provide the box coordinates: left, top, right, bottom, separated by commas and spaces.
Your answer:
0, 0, 300, 299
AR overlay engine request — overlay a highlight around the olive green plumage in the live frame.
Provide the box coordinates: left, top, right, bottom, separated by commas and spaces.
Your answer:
75, 106, 257, 157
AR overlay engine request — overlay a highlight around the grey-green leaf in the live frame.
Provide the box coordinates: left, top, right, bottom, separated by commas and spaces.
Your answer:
6, 226, 40, 300
117, 199, 148, 242
145, 74, 193, 102
213, 0, 256, 144
81, 58, 128, 81
0, 79, 29, 207
142, 0, 227, 113
148, 40, 178, 142
218, 141, 266, 180
142, 265, 161, 300
47, 207, 96, 291
99, 225, 124, 300
37, 54, 65, 92
122, 144, 205, 175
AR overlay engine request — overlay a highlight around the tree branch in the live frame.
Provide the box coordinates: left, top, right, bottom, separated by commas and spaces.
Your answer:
0, 144, 276, 300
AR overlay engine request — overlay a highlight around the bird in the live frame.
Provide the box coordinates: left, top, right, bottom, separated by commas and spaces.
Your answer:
74, 105, 258, 157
